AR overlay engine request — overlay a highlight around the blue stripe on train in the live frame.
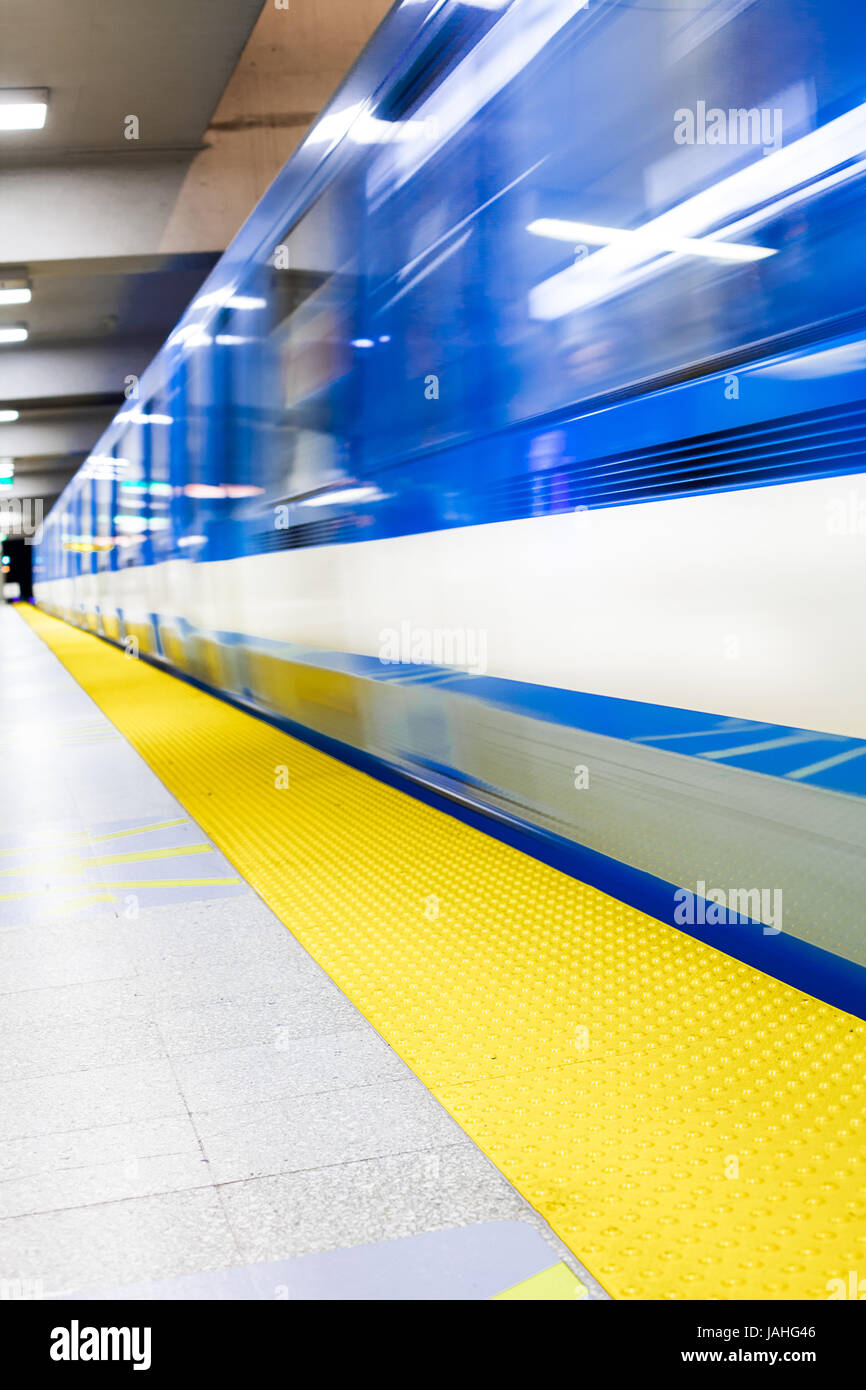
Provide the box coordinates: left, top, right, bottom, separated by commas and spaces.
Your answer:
209, 628, 866, 797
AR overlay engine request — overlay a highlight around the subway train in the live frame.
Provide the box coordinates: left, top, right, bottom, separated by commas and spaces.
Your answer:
33, 0, 866, 1003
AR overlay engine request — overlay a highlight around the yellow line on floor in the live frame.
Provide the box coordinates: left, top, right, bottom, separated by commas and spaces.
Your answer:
0, 843, 214, 878
20, 604, 866, 1301
86, 843, 212, 868
86, 819, 189, 844
0, 888, 55, 901
0, 818, 189, 859
493, 1262, 586, 1300
99, 877, 242, 889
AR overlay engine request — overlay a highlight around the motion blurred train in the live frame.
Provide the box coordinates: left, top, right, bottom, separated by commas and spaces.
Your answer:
33, 0, 866, 999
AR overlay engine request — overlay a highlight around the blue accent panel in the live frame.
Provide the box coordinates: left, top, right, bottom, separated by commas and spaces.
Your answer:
212, 631, 866, 797
813, 753, 866, 794
239, 360, 866, 559
140, 625, 866, 796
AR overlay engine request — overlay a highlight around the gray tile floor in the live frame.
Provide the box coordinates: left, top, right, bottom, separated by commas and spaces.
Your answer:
0, 605, 607, 1300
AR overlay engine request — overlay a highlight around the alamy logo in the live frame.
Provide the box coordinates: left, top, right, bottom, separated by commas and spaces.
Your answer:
0, 497, 43, 544
674, 101, 783, 155
827, 1271, 866, 1299
50, 1321, 152, 1371
379, 621, 487, 675
674, 881, 782, 935
0, 1277, 44, 1299
826, 491, 866, 535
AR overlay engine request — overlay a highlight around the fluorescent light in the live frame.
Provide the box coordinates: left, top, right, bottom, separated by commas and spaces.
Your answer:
167, 324, 212, 348
527, 218, 774, 263
0, 410, 19, 422
0, 89, 48, 131
300, 485, 381, 507
223, 485, 264, 498
0, 287, 31, 306
226, 296, 266, 310
191, 285, 236, 311
530, 99, 866, 319
0, 326, 27, 343
183, 484, 225, 499
0, 106, 46, 131
82, 454, 130, 479
116, 408, 172, 425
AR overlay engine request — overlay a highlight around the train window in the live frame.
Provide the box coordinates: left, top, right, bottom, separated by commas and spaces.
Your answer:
148, 387, 175, 560
94, 475, 112, 571
179, 316, 233, 558
264, 182, 367, 506
114, 424, 148, 569
358, 0, 866, 461
93, 454, 115, 573
79, 472, 95, 581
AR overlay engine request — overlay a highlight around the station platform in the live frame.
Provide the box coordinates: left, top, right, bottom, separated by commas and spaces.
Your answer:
2, 600, 864, 1302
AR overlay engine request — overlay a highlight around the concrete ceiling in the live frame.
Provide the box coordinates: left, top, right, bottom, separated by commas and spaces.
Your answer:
0, 0, 265, 159
0, 252, 220, 526
0, 0, 393, 536
0, 0, 264, 532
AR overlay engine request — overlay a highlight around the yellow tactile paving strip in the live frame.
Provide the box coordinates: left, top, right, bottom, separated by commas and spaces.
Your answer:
20, 604, 866, 1300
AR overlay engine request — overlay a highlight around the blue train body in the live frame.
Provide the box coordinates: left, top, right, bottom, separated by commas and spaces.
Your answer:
33, 0, 866, 994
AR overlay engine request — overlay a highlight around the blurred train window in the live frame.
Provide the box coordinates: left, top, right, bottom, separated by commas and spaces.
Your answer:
148, 388, 174, 561
264, 183, 367, 504
79, 474, 94, 581
356, 0, 866, 462
93, 462, 114, 573
73, 483, 85, 582
165, 358, 195, 549
114, 424, 148, 569
182, 338, 222, 556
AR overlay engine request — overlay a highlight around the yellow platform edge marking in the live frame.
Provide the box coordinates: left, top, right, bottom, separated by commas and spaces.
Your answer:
19, 605, 866, 1302
493, 1262, 587, 1301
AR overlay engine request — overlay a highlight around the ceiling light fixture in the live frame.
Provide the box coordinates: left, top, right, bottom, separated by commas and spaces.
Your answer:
0, 89, 49, 131
530, 99, 866, 320
0, 278, 31, 306
0, 326, 28, 344
0, 410, 19, 422
300, 485, 381, 507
